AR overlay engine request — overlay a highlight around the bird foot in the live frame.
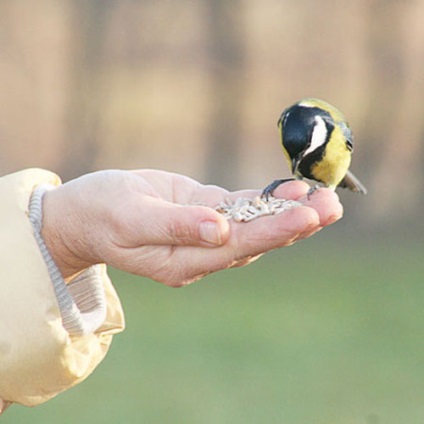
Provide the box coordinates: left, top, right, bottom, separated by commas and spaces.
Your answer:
261, 178, 295, 200
306, 185, 320, 200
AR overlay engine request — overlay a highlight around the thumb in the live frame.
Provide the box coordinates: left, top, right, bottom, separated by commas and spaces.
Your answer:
129, 197, 230, 247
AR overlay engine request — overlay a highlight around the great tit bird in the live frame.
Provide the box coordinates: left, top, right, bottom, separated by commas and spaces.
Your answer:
262, 98, 367, 198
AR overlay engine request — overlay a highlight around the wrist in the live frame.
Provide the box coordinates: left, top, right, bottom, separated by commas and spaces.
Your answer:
38, 187, 95, 281
29, 185, 109, 335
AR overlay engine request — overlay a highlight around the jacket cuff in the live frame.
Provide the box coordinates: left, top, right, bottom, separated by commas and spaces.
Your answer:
0, 169, 125, 407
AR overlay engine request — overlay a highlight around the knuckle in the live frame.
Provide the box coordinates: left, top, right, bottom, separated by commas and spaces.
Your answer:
168, 219, 197, 245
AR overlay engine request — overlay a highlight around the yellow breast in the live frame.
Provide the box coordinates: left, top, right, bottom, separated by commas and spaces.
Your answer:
310, 127, 351, 190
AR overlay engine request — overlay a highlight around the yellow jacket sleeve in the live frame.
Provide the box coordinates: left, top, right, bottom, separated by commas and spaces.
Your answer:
0, 169, 125, 407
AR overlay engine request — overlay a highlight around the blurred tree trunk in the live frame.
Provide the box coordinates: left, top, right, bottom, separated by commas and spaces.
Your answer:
370, 0, 424, 217
60, 0, 114, 181
204, 0, 245, 190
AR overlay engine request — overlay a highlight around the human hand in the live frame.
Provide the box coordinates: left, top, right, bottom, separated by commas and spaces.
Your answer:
0, 398, 11, 415
41, 169, 343, 286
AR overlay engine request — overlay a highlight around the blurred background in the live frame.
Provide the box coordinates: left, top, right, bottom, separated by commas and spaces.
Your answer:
1, 0, 424, 423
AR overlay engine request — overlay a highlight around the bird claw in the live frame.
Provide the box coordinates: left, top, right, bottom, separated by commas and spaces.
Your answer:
261, 178, 295, 200
306, 185, 320, 200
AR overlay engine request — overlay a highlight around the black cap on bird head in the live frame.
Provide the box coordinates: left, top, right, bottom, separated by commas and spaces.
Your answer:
279, 103, 334, 172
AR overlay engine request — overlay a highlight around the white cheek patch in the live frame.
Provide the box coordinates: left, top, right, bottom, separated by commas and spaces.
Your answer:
303, 116, 328, 156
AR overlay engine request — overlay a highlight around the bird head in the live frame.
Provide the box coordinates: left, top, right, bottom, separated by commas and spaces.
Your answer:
278, 98, 348, 174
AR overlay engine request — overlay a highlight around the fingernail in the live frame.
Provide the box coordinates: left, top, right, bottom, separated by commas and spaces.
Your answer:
200, 221, 223, 245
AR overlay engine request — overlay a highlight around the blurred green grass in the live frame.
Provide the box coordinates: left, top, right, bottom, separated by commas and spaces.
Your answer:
4, 228, 424, 424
